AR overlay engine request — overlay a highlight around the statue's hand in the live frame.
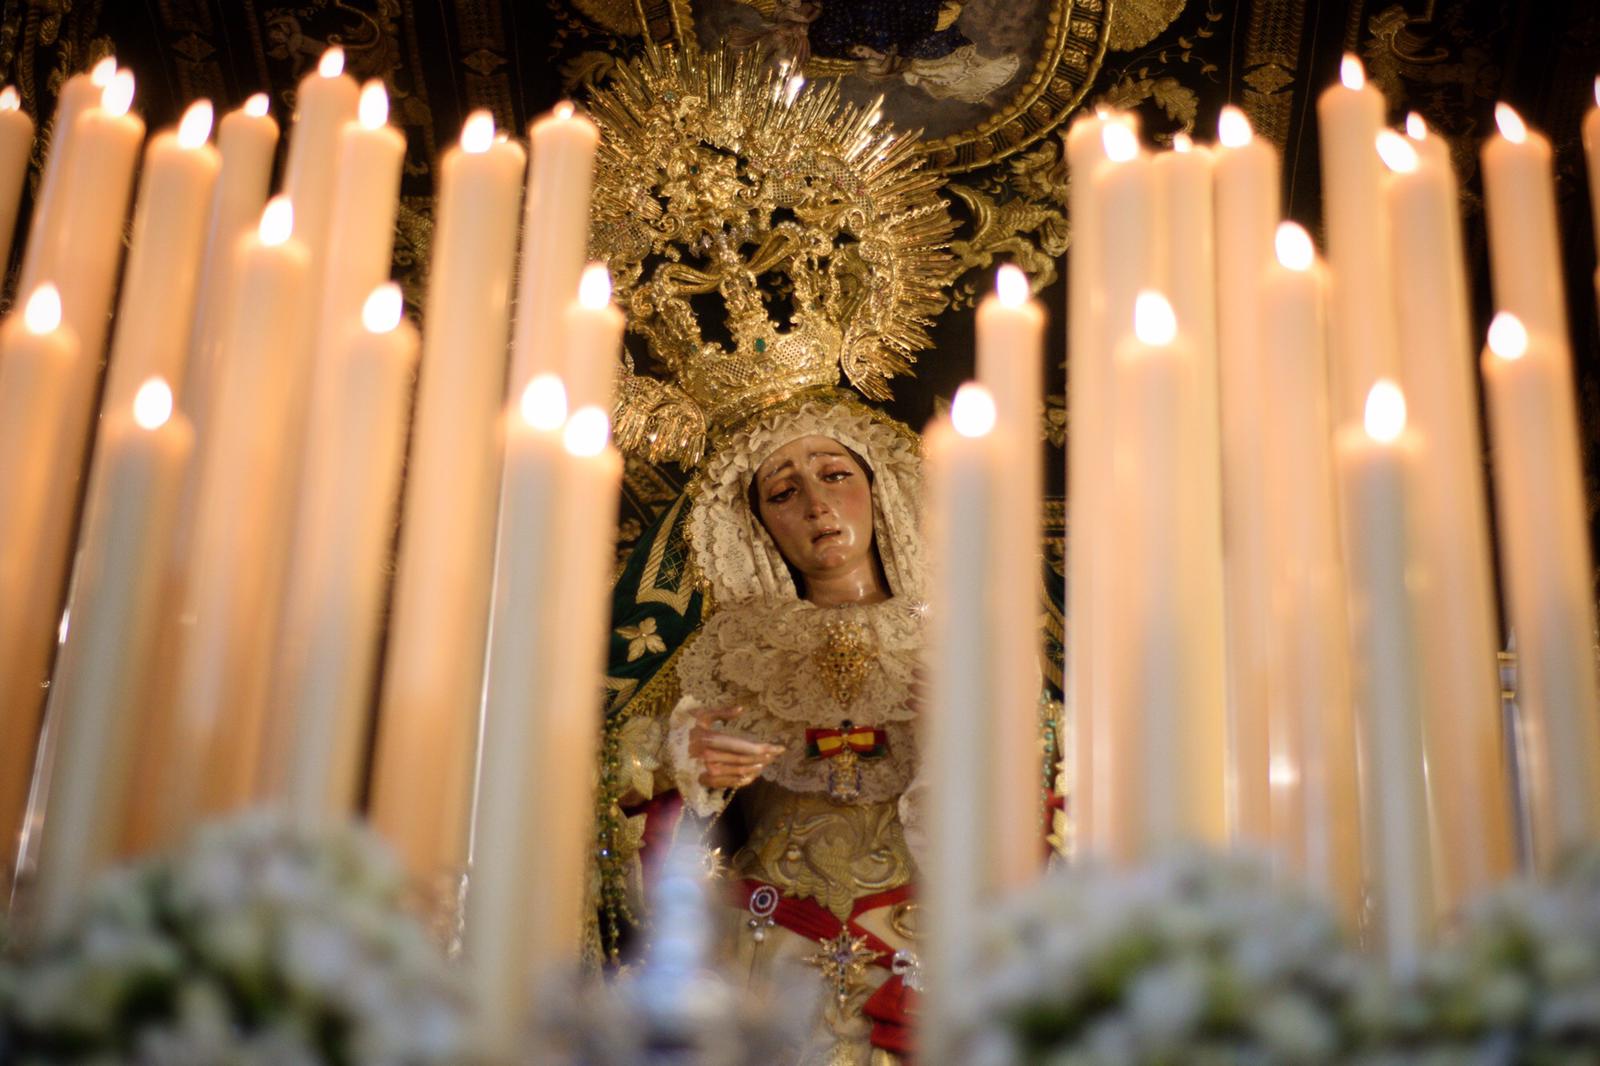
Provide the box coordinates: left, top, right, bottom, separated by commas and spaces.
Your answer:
687, 705, 785, 790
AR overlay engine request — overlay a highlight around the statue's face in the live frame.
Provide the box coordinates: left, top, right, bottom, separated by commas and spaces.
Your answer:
753, 435, 875, 581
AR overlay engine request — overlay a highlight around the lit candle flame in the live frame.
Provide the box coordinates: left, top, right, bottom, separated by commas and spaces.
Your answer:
90, 57, 118, 87
358, 80, 388, 129
578, 263, 613, 309
362, 283, 404, 334
1363, 380, 1406, 443
1269, 757, 1300, 789
460, 110, 495, 153
1101, 119, 1139, 163
1494, 102, 1527, 144
1594, 75, 1600, 110
259, 196, 294, 245
133, 378, 174, 430
1133, 290, 1178, 346
995, 264, 1030, 308
1487, 311, 1529, 360
101, 69, 135, 118
950, 382, 996, 439
0, 87, 18, 111
243, 92, 270, 118
177, 99, 214, 149
1217, 105, 1252, 148
520, 374, 567, 431
1340, 54, 1366, 91
563, 406, 612, 457
1404, 112, 1428, 140
554, 101, 575, 121
23, 284, 62, 334
1375, 130, 1419, 173
1172, 131, 1194, 153
318, 47, 345, 79
1274, 222, 1315, 272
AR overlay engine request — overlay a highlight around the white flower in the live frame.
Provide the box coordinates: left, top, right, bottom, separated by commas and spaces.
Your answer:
1126, 957, 1207, 1047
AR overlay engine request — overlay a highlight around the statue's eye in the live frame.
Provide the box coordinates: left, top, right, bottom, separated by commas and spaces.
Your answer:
766, 487, 796, 505
822, 469, 852, 482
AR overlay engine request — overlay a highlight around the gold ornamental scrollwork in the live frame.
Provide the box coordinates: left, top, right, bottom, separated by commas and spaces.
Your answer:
633, 0, 1112, 175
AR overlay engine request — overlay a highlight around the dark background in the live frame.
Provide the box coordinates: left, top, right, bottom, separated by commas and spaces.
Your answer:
4, 0, 1599, 679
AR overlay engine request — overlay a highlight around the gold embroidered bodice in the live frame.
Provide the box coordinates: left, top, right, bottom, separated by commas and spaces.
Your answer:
730, 783, 915, 919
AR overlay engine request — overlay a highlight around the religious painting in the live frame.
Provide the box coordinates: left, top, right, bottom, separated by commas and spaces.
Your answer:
660, 0, 1111, 172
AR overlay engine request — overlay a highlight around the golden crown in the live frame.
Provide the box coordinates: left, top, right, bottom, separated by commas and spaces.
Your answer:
586, 45, 956, 466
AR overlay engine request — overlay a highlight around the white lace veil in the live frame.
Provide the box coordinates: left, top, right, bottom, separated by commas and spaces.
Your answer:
684, 394, 926, 609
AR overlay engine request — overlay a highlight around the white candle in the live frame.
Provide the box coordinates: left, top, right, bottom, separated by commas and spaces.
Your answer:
1259, 224, 1363, 925
1336, 381, 1433, 978
17, 57, 115, 296
1063, 107, 1117, 856
312, 80, 405, 360
282, 285, 418, 827
1087, 121, 1157, 856
561, 262, 626, 415
35, 379, 191, 935
102, 100, 221, 410
13, 75, 144, 851
974, 264, 1046, 888
509, 102, 600, 393
182, 93, 279, 452
1110, 292, 1218, 855
1317, 54, 1400, 423
0, 87, 36, 274
279, 47, 359, 295
1380, 128, 1516, 911
530, 406, 621, 970
0, 287, 78, 865
1481, 313, 1600, 865
256, 80, 408, 793
371, 111, 524, 880
1152, 135, 1228, 847
42, 67, 144, 365
468, 377, 567, 1060
163, 199, 313, 839
921, 383, 999, 1063
1212, 105, 1280, 846
1482, 104, 1570, 350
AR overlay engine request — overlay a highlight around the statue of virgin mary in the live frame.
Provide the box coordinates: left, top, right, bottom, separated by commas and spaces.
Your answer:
580, 45, 987, 1064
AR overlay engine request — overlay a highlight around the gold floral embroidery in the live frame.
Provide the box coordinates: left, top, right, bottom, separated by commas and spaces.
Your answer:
617, 616, 668, 662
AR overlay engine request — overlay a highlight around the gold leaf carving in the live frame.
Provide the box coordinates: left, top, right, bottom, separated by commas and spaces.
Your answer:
1108, 0, 1190, 52
568, 0, 644, 35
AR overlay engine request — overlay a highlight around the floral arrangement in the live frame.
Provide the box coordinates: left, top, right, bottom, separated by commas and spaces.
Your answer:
0, 812, 468, 1065
968, 850, 1378, 1064
1403, 849, 1600, 1062
970, 847, 1600, 1065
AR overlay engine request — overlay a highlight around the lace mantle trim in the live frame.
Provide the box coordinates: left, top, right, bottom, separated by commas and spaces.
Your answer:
676, 598, 925, 804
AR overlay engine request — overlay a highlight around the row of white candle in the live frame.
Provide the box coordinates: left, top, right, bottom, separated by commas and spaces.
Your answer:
0, 48, 624, 1057
1039, 54, 1600, 975
923, 57, 1600, 1016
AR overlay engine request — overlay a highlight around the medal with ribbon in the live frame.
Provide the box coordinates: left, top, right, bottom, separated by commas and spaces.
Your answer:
804, 722, 887, 802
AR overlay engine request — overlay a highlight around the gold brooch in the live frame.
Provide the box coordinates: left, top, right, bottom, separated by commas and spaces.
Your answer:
806, 929, 880, 1011
812, 616, 876, 707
